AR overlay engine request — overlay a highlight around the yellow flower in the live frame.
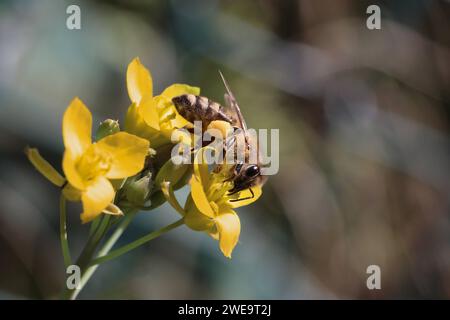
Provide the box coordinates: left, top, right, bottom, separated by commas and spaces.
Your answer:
163, 148, 262, 258
124, 57, 200, 148
62, 97, 150, 223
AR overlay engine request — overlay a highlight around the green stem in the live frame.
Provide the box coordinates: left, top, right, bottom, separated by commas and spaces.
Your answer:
89, 218, 184, 267
61, 214, 110, 300
64, 211, 137, 300
76, 215, 110, 269
89, 216, 101, 237
59, 194, 72, 268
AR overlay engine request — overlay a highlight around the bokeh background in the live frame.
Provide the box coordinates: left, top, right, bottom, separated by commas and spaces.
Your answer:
0, 0, 449, 299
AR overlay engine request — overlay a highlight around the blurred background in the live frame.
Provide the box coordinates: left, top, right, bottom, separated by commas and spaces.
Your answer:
0, 0, 449, 299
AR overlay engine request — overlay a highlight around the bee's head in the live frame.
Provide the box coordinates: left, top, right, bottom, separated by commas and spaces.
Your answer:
243, 164, 260, 179
228, 164, 261, 195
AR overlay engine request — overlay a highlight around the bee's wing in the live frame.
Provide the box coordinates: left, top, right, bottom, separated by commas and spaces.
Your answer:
223, 127, 247, 164
219, 71, 248, 133
219, 72, 268, 186
219, 71, 255, 165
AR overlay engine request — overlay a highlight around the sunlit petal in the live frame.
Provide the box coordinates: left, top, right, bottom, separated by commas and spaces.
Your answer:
80, 176, 115, 223
96, 132, 150, 179
214, 211, 241, 258
184, 195, 215, 231
62, 150, 85, 190
127, 57, 153, 104
193, 147, 211, 188
62, 97, 92, 157
190, 176, 215, 218
161, 84, 200, 99
141, 96, 160, 130
207, 120, 233, 141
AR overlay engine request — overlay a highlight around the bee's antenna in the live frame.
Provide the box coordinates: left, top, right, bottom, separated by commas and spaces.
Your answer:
219, 70, 234, 100
218, 70, 247, 132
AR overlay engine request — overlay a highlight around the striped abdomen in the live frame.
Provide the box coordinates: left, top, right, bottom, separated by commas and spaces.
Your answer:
172, 94, 232, 128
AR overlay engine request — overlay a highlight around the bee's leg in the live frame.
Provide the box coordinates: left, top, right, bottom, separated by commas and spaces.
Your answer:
229, 188, 254, 202
222, 165, 239, 183
224, 172, 239, 183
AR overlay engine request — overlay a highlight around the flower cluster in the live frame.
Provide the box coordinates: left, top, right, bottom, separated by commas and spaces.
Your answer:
26, 57, 263, 287
163, 149, 262, 257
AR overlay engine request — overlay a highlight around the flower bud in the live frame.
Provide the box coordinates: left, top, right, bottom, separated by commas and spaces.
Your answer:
95, 119, 120, 141
125, 172, 153, 206
154, 159, 190, 191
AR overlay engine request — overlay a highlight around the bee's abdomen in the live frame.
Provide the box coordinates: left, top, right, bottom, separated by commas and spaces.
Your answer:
172, 94, 232, 126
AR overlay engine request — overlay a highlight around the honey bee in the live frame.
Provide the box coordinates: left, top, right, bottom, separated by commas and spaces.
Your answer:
172, 72, 266, 201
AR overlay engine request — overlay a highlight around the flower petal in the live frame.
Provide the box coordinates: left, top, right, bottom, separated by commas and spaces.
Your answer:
80, 176, 115, 223
161, 84, 200, 99
190, 175, 215, 218
155, 94, 194, 129
171, 110, 193, 129
193, 147, 211, 188
184, 195, 215, 231
125, 103, 158, 141
63, 97, 92, 157
206, 120, 232, 140
127, 57, 152, 104
96, 132, 150, 179
62, 150, 85, 190
229, 185, 263, 208
141, 95, 160, 130
25, 147, 66, 186
214, 211, 241, 258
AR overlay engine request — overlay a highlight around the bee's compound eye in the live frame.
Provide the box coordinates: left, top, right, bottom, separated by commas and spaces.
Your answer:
245, 165, 260, 178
